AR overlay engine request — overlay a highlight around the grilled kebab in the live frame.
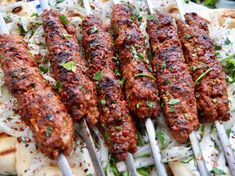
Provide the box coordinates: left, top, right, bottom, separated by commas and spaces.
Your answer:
82, 15, 137, 160
177, 13, 230, 122
0, 34, 74, 159
111, 4, 160, 119
42, 10, 99, 126
146, 11, 199, 143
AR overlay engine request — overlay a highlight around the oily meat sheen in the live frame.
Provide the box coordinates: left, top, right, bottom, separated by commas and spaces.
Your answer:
111, 4, 160, 119
0, 34, 74, 159
177, 13, 230, 122
42, 10, 99, 126
146, 11, 199, 143
82, 15, 137, 160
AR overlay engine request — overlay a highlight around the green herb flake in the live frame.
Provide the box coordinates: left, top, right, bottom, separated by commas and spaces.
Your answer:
164, 80, 171, 86
226, 128, 232, 137
148, 15, 157, 21
184, 34, 191, 39
56, 0, 65, 4
62, 33, 72, 39
59, 15, 69, 25
46, 126, 52, 138
60, 61, 76, 72
101, 99, 106, 106
224, 37, 231, 45
118, 78, 125, 86
169, 106, 175, 112
146, 101, 156, 109
162, 61, 167, 70
156, 129, 165, 148
114, 69, 121, 76
90, 25, 98, 34
184, 0, 190, 3
194, 68, 212, 85
53, 80, 62, 91
214, 45, 222, 50
93, 70, 103, 81
31, 12, 39, 17
211, 167, 226, 175
39, 65, 49, 74
135, 73, 155, 79
168, 99, 181, 105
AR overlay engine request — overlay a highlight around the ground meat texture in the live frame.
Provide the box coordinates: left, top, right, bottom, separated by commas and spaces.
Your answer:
0, 34, 74, 159
82, 15, 137, 160
177, 13, 230, 122
42, 10, 99, 126
111, 4, 160, 119
146, 11, 199, 143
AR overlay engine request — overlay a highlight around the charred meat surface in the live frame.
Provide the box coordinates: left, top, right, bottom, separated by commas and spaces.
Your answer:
146, 11, 199, 143
82, 15, 137, 160
42, 10, 99, 126
177, 13, 230, 122
0, 34, 74, 159
111, 4, 160, 119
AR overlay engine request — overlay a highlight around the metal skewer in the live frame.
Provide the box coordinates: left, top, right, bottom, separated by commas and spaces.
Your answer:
39, 0, 105, 176
175, 0, 235, 175
145, 1, 209, 176
82, 1, 138, 175
111, 0, 168, 175
0, 10, 73, 176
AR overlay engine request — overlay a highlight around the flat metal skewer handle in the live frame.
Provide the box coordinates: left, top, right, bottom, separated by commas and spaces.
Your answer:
145, 118, 167, 176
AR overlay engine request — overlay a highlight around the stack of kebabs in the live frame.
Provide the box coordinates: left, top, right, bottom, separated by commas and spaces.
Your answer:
0, 1, 230, 169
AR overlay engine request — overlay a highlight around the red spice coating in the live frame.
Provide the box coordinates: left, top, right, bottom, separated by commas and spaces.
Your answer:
146, 11, 199, 143
0, 34, 74, 159
82, 15, 137, 160
177, 13, 230, 122
42, 10, 99, 126
111, 4, 160, 119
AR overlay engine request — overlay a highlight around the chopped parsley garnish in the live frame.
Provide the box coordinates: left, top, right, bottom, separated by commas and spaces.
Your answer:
90, 25, 98, 34
168, 99, 180, 105
62, 33, 72, 39
164, 80, 171, 86
131, 46, 149, 63
93, 70, 103, 81
148, 15, 157, 21
194, 68, 212, 85
103, 131, 110, 141
226, 128, 232, 137
135, 73, 155, 79
114, 69, 121, 76
184, 0, 190, 3
162, 61, 167, 70
146, 101, 156, 109
53, 80, 62, 91
46, 126, 52, 138
224, 37, 231, 45
60, 61, 76, 72
39, 65, 49, 74
59, 15, 69, 25
56, 0, 65, 4
211, 167, 226, 175
214, 45, 222, 50
156, 129, 167, 149
31, 12, 39, 17
169, 106, 175, 112
101, 99, 106, 106
184, 34, 191, 39
118, 78, 125, 86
